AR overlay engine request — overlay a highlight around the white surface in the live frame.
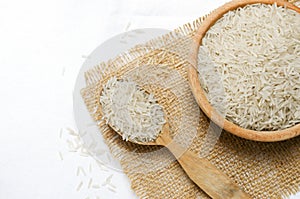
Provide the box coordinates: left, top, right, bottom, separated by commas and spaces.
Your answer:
0, 0, 299, 198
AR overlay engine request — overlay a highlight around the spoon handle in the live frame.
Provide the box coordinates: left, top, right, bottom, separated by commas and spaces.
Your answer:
163, 140, 250, 199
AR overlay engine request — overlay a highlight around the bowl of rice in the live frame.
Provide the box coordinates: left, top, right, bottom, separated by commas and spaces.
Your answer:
188, 0, 300, 141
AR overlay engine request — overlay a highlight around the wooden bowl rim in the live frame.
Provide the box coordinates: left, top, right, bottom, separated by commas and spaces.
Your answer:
188, 0, 300, 142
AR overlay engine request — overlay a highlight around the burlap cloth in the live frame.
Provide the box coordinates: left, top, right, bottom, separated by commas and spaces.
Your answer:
81, 1, 300, 198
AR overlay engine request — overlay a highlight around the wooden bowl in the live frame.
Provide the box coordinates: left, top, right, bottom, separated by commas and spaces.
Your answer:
188, 0, 300, 142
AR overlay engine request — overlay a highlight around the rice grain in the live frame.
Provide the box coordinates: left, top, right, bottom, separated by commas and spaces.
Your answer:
100, 77, 166, 142
198, 3, 300, 131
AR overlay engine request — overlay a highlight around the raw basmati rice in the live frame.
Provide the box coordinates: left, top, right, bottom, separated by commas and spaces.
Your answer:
198, 3, 300, 131
66, 127, 78, 136
76, 167, 80, 176
61, 67, 65, 76
108, 183, 116, 189
107, 187, 116, 193
58, 151, 63, 160
59, 128, 63, 138
76, 181, 83, 191
88, 178, 93, 189
89, 163, 92, 173
92, 184, 101, 189
78, 166, 87, 176
59, 126, 116, 198
102, 174, 114, 186
100, 77, 166, 142
96, 160, 109, 172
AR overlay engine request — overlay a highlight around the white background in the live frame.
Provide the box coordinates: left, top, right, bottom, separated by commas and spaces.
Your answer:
0, 0, 299, 198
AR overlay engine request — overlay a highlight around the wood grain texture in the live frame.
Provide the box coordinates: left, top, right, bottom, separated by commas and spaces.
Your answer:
112, 121, 250, 198
188, 0, 300, 142
154, 124, 251, 199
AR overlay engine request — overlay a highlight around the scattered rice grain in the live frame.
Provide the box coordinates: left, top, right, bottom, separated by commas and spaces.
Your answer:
88, 178, 93, 189
66, 127, 78, 136
89, 163, 92, 173
58, 151, 63, 161
125, 22, 131, 31
62, 67, 65, 76
103, 174, 113, 186
107, 187, 116, 193
78, 166, 87, 176
76, 167, 80, 176
59, 128, 63, 138
92, 184, 101, 189
76, 181, 83, 191
108, 183, 116, 189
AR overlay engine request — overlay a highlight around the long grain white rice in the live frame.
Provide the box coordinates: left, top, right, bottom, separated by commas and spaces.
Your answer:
125, 22, 131, 31
78, 166, 87, 176
76, 181, 83, 191
80, 148, 90, 157
58, 151, 63, 160
107, 187, 116, 193
89, 163, 92, 173
198, 3, 300, 131
76, 167, 80, 176
66, 127, 78, 136
61, 67, 65, 76
59, 128, 63, 138
59, 125, 118, 197
102, 174, 113, 186
107, 183, 116, 189
92, 184, 101, 189
96, 160, 109, 171
88, 178, 93, 189
100, 77, 166, 142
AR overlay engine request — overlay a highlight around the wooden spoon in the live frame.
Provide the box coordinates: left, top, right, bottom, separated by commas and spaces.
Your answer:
108, 122, 251, 198
102, 99, 250, 198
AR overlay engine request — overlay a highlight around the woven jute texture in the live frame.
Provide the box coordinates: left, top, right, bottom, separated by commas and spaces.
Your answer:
81, 1, 300, 198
